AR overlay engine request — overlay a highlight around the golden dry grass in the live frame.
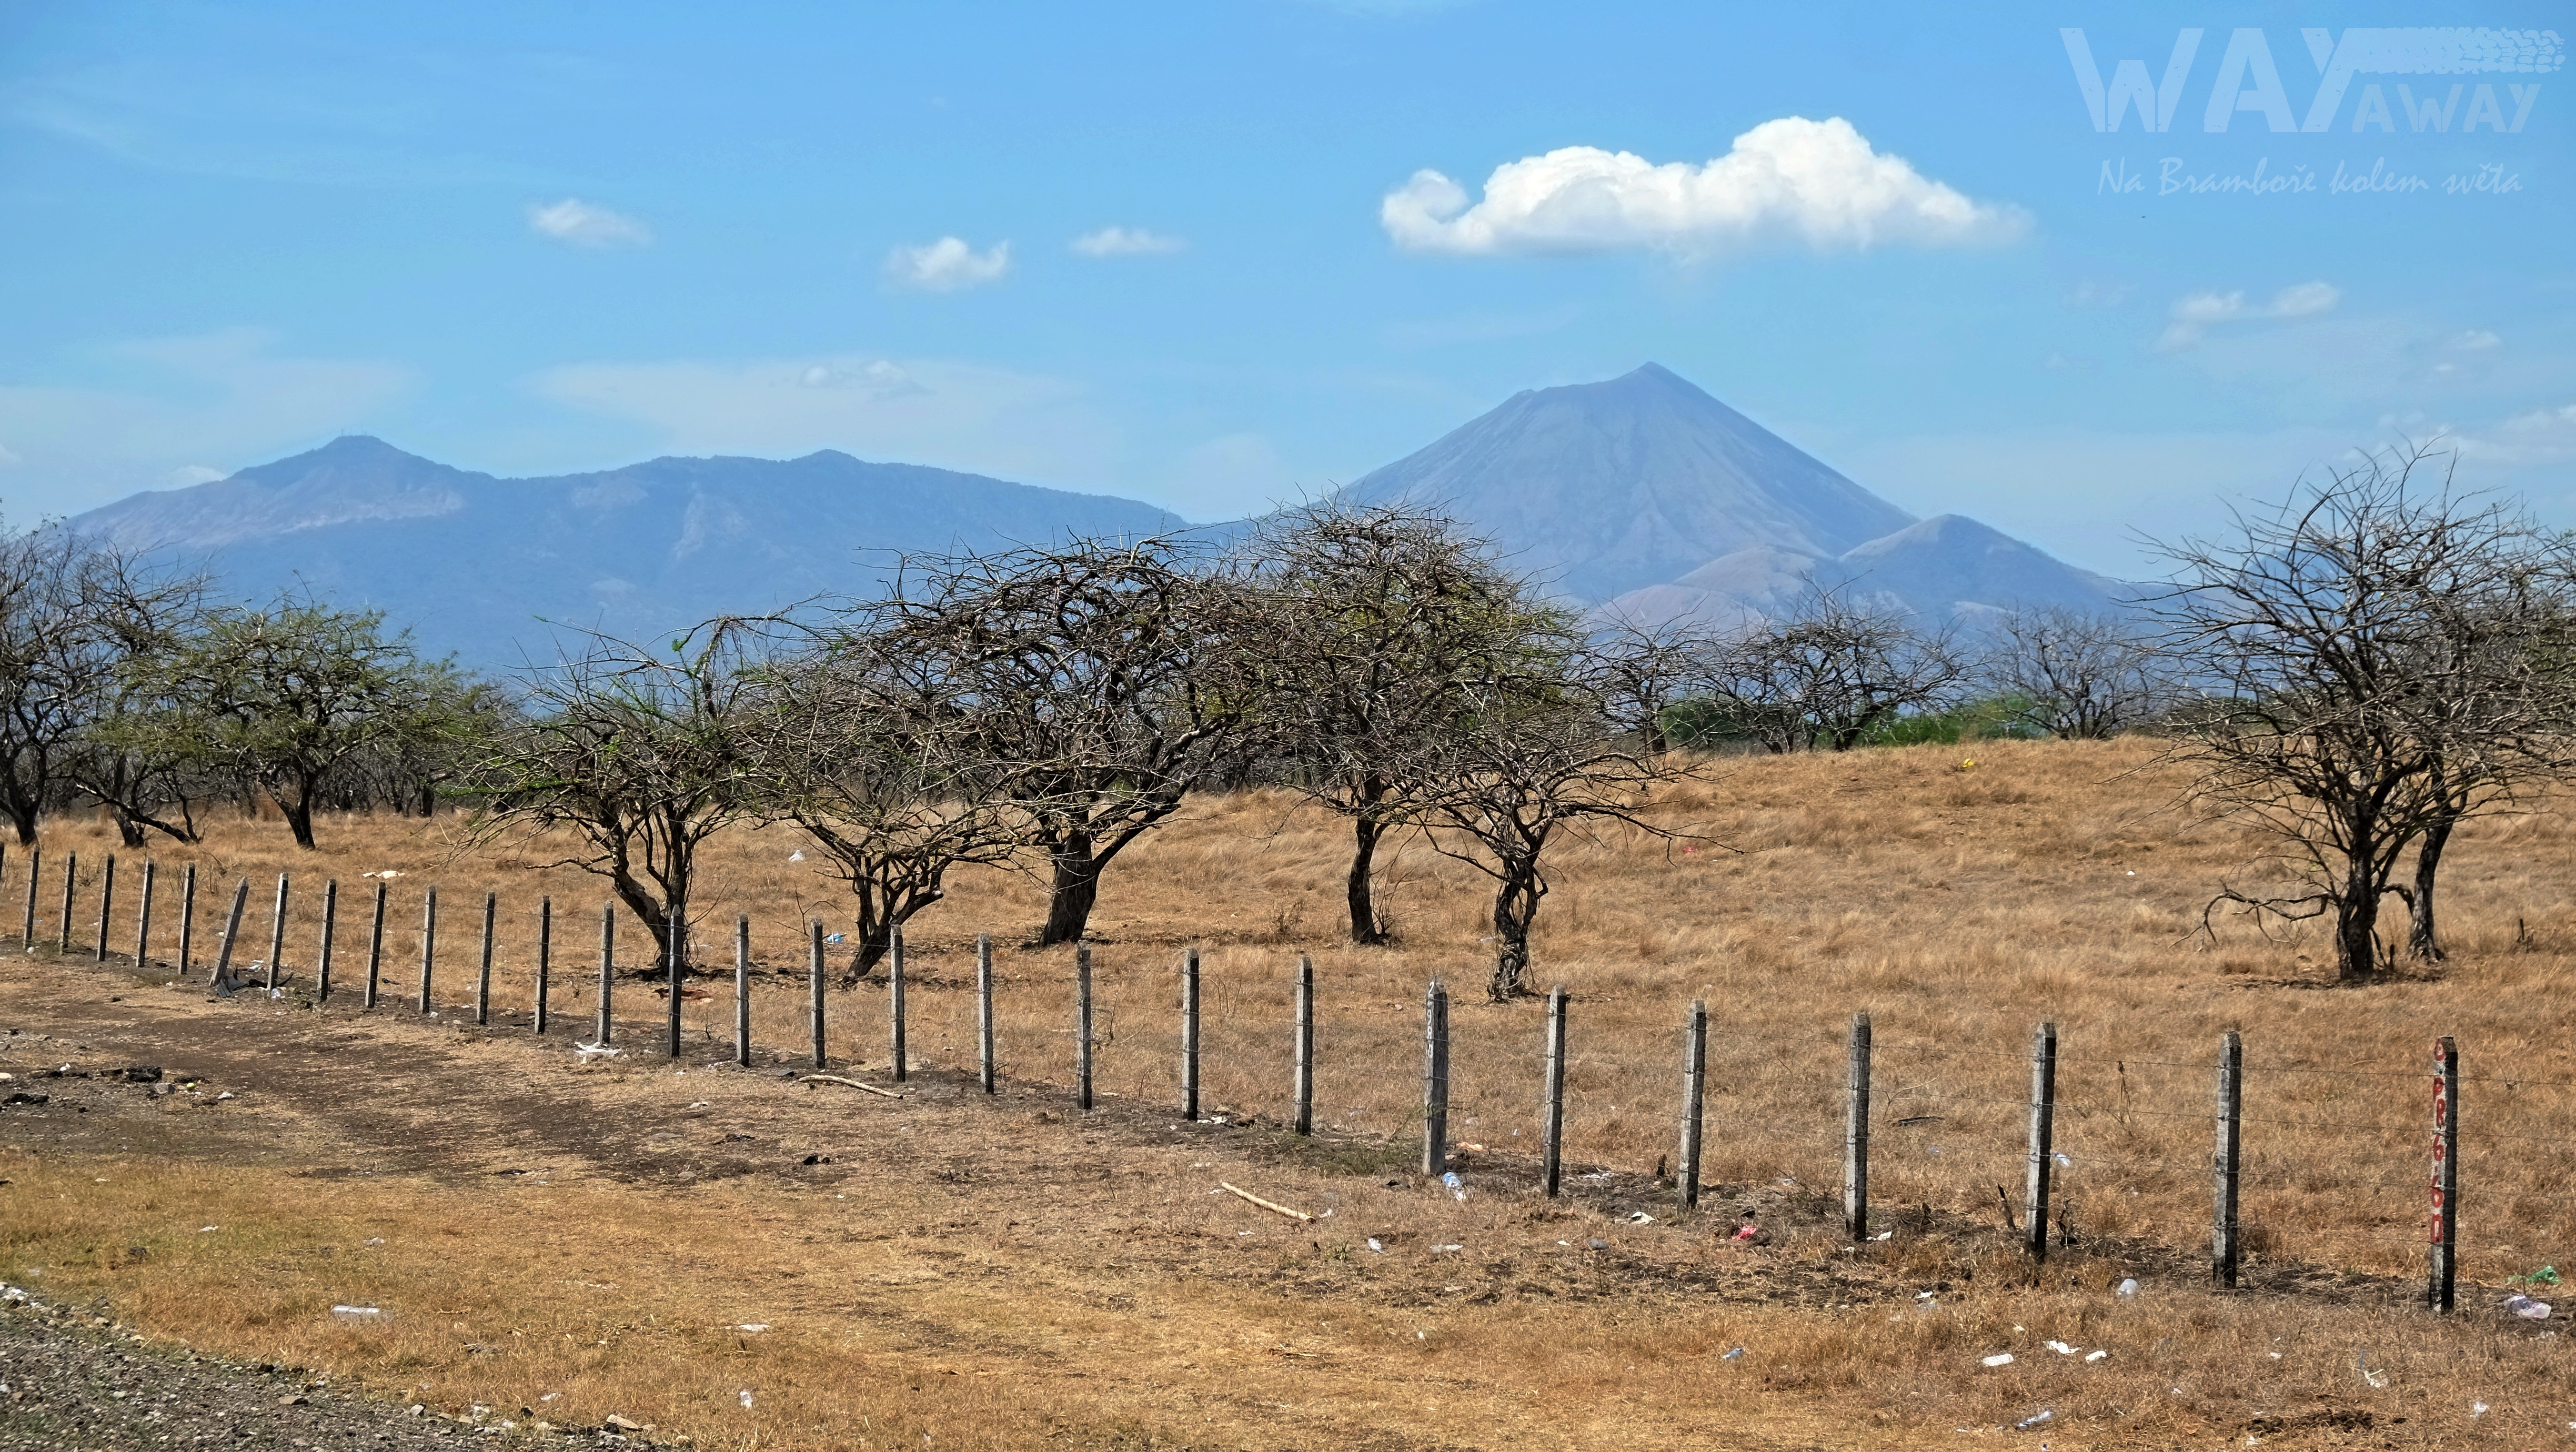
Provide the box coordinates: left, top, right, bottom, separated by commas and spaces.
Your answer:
8, 735, 2576, 1446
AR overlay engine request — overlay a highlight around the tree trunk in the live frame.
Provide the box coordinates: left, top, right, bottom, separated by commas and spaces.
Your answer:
2333, 858, 2383, 981
281, 781, 318, 851
3, 800, 34, 846
107, 804, 145, 849
1487, 864, 1542, 1002
1038, 832, 1101, 946
1346, 813, 1388, 945
2409, 815, 2454, 962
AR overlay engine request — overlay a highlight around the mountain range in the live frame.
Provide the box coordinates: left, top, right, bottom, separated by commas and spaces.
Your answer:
63, 364, 2130, 667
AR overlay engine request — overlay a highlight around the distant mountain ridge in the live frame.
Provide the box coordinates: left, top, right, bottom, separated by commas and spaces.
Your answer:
66, 364, 2133, 668
73, 436, 1185, 666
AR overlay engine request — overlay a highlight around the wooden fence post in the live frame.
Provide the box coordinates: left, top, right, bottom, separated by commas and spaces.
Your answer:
733, 914, 750, 1068
2429, 1035, 2460, 1313
807, 920, 826, 1068
977, 932, 996, 1094
177, 863, 195, 977
666, 911, 684, 1060
533, 898, 552, 1035
57, 852, 76, 953
476, 891, 496, 1026
210, 879, 249, 993
95, 855, 116, 963
316, 879, 337, 1003
596, 905, 615, 1046
135, 860, 156, 970
364, 881, 387, 1010
1847, 1011, 1873, 1240
1075, 941, 1095, 1112
889, 922, 908, 1083
2213, 1028, 2242, 1287
22, 848, 40, 949
1678, 999, 1707, 1209
2026, 1021, 2058, 1263
1293, 954, 1315, 1136
265, 871, 287, 990
1541, 985, 1568, 1197
1422, 980, 1450, 1177
417, 886, 437, 1014
1180, 946, 1200, 1120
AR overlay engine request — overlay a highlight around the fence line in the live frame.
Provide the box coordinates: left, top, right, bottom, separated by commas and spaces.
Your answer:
0, 848, 2551, 1309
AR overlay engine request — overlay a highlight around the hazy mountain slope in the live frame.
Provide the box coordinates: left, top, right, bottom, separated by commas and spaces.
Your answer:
72, 438, 1186, 667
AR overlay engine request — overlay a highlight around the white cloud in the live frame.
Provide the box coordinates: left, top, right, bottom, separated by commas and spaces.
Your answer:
2450, 329, 2503, 352
1380, 116, 2028, 258
2156, 281, 2341, 349
2459, 404, 2576, 468
529, 351, 1115, 485
163, 464, 227, 487
884, 237, 1011, 291
0, 328, 413, 519
527, 198, 654, 249
1071, 226, 1185, 257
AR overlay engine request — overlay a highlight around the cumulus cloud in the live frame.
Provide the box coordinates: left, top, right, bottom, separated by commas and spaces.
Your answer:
884, 237, 1011, 291
2450, 329, 2502, 352
2156, 281, 2341, 349
1072, 226, 1185, 257
1379, 117, 2028, 258
527, 198, 654, 248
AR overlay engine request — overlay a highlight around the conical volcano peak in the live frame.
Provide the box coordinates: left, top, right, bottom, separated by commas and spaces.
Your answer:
1339, 363, 1916, 603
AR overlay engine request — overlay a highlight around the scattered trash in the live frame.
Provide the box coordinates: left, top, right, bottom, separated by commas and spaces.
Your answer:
824, 933, 844, 944
540, 1393, 560, 1403
2086, 1349, 2109, 1363
1722, 1347, 1745, 1361
197, 1226, 218, 1233
739, 1390, 754, 1410
2504, 1294, 2552, 1320
2117, 1278, 2140, 1297
574, 1043, 622, 1061
1873, 1230, 1892, 1241
1586, 1238, 1608, 1249
366, 1237, 385, 1246
1579, 1171, 1612, 1181
1627, 1211, 1656, 1225
1982, 1354, 2015, 1368
2473, 1401, 2489, 1418
330, 1305, 386, 1320
2512, 1265, 2562, 1287
1894, 1115, 1944, 1126
2356, 1351, 2388, 1389
1732, 1223, 1762, 1241
2052, 1151, 2071, 1168
1433, 1244, 1463, 1253
2012, 1409, 2054, 1431
214, 1091, 236, 1102
788, 851, 805, 862
1365, 1238, 1384, 1254
734, 1324, 769, 1333
2045, 1341, 2078, 1355
1916, 1292, 1937, 1301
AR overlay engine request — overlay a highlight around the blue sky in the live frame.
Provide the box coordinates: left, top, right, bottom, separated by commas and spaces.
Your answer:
2, 1, 2570, 577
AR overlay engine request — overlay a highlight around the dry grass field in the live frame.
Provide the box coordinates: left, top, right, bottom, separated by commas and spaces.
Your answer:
7, 735, 2576, 1448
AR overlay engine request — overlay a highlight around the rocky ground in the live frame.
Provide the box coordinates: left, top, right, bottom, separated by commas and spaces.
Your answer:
0, 1286, 672, 1451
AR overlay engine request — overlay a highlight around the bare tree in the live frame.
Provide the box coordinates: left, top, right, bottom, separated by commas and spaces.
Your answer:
53, 543, 216, 845
2154, 445, 2574, 980
747, 633, 1022, 977
859, 537, 1260, 947
1704, 589, 1966, 752
0, 523, 88, 843
1579, 611, 1724, 755
1245, 501, 1566, 943
466, 620, 767, 967
1418, 685, 1693, 1002
1980, 604, 2170, 739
